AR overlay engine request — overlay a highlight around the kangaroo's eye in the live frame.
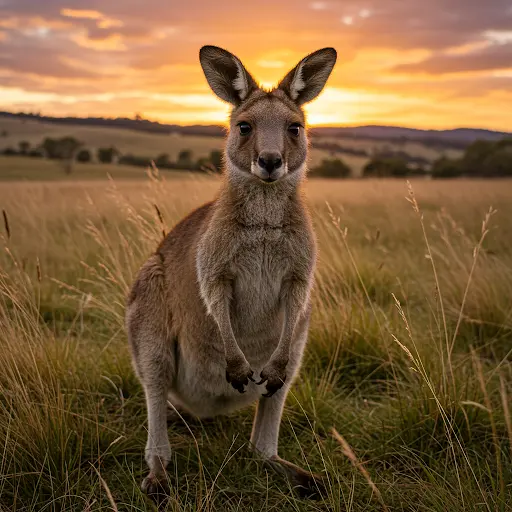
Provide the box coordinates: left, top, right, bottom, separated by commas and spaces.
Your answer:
238, 122, 252, 136
288, 123, 301, 137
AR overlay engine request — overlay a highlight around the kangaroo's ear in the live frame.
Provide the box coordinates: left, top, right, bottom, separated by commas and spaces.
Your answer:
278, 48, 337, 105
199, 45, 259, 106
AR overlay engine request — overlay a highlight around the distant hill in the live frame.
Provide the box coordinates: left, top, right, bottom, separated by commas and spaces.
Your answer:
0, 111, 509, 149
311, 125, 510, 144
0, 111, 226, 138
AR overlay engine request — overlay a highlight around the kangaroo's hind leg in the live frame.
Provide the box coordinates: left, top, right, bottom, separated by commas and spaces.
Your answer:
250, 386, 325, 498
126, 256, 176, 504
250, 320, 325, 499
140, 362, 174, 500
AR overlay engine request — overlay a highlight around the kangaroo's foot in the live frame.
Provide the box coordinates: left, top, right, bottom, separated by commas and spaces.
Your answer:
265, 455, 326, 499
141, 472, 170, 508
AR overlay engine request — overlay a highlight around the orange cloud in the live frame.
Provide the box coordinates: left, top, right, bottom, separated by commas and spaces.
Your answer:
97, 18, 124, 29
0, 15, 71, 30
60, 8, 124, 31
0, 18, 19, 29
0, 0, 511, 131
70, 32, 127, 51
60, 9, 103, 20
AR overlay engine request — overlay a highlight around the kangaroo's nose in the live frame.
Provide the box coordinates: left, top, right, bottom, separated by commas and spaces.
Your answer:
258, 153, 282, 173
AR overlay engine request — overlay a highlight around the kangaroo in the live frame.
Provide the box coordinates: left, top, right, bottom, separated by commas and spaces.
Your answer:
126, 45, 337, 503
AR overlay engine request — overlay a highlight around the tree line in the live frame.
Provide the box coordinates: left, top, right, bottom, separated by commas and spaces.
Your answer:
311, 137, 512, 178
1, 137, 223, 174
430, 138, 512, 178
3, 134, 511, 179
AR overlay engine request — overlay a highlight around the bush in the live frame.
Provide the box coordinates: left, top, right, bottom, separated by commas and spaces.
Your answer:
28, 148, 44, 158
97, 147, 119, 164
436, 137, 512, 178
208, 150, 223, 172
311, 158, 351, 178
481, 146, 512, 177
18, 141, 30, 155
41, 137, 82, 164
118, 154, 152, 167
196, 157, 210, 171
363, 157, 409, 177
154, 153, 171, 168
55, 137, 83, 173
76, 149, 92, 163
2, 147, 17, 156
41, 138, 59, 159
431, 156, 463, 179
177, 149, 193, 169
196, 150, 223, 173
462, 140, 494, 176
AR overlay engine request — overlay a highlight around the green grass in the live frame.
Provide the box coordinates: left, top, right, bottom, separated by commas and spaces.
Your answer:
0, 176, 511, 511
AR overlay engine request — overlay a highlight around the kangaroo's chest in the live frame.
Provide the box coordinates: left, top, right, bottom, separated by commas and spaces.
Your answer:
230, 228, 290, 337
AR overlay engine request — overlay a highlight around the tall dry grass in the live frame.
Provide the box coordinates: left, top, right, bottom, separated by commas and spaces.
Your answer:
0, 175, 511, 511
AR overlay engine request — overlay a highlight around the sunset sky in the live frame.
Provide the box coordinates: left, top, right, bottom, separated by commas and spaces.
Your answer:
1, 0, 511, 130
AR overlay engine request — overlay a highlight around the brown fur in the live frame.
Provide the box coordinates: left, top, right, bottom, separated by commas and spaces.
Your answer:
125, 45, 336, 504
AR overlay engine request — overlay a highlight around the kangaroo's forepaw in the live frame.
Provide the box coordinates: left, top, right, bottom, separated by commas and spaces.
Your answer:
141, 473, 170, 506
256, 361, 287, 397
226, 357, 254, 393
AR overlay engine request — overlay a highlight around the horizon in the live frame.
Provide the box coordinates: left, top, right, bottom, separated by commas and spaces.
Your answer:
2, 109, 510, 134
1, 1, 511, 131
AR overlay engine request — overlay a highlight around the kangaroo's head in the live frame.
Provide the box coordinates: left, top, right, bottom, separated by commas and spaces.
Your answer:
199, 45, 337, 185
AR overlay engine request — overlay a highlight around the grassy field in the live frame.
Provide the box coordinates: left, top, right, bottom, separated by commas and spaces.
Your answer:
0, 156, 199, 181
0, 175, 511, 511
